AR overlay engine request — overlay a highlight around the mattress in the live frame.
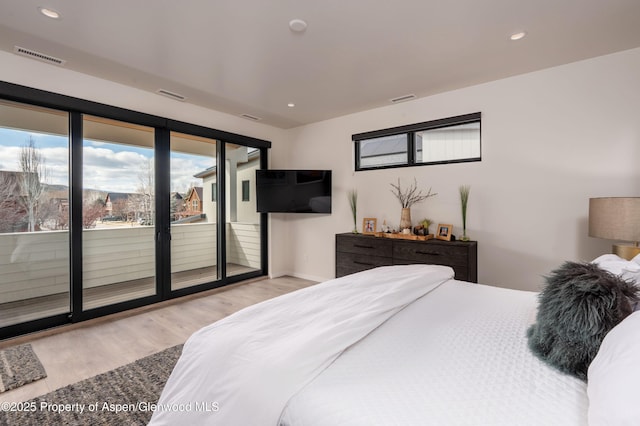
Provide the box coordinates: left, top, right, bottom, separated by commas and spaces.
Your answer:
280, 279, 588, 425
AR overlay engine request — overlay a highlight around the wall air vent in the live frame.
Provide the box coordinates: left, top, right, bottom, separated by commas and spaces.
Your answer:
156, 89, 186, 101
240, 113, 262, 121
390, 94, 416, 103
14, 46, 66, 66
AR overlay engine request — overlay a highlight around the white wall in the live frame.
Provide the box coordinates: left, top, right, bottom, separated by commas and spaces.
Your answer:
0, 51, 286, 147
273, 48, 640, 290
3, 48, 640, 291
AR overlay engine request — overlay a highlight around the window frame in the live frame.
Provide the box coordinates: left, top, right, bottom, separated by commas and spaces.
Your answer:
241, 180, 250, 202
352, 112, 481, 171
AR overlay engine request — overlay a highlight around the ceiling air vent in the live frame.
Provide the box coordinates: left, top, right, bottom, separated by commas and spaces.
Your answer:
14, 46, 66, 66
390, 94, 416, 103
240, 113, 261, 121
156, 89, 186, 102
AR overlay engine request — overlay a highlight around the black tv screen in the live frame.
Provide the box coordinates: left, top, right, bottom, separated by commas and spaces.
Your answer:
256, 170, 332, 213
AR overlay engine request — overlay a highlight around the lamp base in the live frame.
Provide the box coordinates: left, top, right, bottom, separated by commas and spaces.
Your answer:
612, 244, 640, 261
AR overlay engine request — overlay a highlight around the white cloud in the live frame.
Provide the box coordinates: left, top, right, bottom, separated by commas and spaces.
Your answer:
1, 133, 214, 195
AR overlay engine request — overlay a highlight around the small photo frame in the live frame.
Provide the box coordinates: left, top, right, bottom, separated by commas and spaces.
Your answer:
436, 223, 453, 241
362, 217, 377, 234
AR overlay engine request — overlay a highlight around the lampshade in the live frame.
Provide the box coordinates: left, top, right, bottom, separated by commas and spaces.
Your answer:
589, 197, 640, 260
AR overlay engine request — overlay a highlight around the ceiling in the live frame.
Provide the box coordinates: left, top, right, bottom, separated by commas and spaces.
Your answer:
1, 0, 640, 129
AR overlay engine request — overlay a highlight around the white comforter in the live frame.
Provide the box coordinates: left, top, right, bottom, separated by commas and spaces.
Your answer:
149, 265, 454, 425
281, 278, 589, 425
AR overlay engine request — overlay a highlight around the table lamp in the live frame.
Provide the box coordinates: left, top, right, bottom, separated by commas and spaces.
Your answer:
589, 197, 640, 260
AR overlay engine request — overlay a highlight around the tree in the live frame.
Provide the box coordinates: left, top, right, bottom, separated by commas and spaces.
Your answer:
17, 137, 48, 232
135, 158, 155, 225
0, 172, 25, 232
82, 190, 106, 228
83, 199, 105, 229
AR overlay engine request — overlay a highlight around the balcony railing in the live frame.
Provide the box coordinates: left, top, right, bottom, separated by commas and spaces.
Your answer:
0, 222, 260, 304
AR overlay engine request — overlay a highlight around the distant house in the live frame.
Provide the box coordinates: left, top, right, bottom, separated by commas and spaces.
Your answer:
185, 187, 203, 214
170, 191, 184, 221
104, 192, 151, 222
104, 192, 130, 219
174, 187, 204, 222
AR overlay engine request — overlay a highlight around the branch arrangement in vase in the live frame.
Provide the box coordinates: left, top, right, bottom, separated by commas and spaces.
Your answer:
390, 178, 437, 208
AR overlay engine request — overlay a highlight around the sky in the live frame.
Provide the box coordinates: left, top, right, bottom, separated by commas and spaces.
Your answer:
0, 128, 213, 194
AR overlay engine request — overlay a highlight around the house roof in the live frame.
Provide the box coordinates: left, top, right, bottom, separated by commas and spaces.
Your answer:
193, 149, 260, 179
105, 192, 132, 202
2, 2, 638, 128
185, 187, 203, 202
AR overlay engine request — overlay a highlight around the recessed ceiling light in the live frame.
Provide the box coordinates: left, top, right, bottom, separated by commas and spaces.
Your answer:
510, 31, 527, 41
38, 7, 61, 19
287, 103, 295, 108
289, 19, 307, 33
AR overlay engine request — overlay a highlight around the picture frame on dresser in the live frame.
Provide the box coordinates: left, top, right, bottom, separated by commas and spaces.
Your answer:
362, 218, 377, 234
436, 223, 453, 241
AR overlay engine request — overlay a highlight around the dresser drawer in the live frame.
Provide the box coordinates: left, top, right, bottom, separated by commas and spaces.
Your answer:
336, 252, 393, 277
393, 240, 469, 266
335, 233, 477, 283
336, 234, 393, 257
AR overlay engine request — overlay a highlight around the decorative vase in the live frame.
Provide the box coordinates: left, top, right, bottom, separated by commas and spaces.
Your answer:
400, 207, 412, 231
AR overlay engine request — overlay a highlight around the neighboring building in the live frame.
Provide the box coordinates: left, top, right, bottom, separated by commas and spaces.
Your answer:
176, 186, 204, 220
193, 147, 260, 225
104, 192, 130, 219
104, 192, 151, 222
170, 191, 184, 221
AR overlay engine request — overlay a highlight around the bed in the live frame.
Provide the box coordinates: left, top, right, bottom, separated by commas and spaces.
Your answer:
149, 262, 640, 425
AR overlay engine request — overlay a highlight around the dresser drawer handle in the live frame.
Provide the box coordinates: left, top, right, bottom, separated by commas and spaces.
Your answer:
416, 250, 440, 256
353, 244, 374, 249
354, 261, 375, 266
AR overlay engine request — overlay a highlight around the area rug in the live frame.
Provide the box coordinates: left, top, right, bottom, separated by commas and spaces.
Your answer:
0, 344, 47, 393
0, 344, 182, 425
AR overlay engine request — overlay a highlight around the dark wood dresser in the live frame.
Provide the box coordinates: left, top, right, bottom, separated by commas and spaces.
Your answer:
336, 233, 477, 282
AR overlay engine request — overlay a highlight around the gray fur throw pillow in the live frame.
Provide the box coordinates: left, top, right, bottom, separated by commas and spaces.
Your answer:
527, 261, 639, 380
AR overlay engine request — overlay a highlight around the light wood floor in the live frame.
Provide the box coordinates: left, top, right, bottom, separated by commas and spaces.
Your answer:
0, 275, 317, 404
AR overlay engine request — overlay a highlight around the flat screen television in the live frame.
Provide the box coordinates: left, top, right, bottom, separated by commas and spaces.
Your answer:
256, 169, 332, 213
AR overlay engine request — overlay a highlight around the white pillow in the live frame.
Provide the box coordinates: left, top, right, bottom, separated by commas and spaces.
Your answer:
591, 254, 640, 285
588, 311, 640, 425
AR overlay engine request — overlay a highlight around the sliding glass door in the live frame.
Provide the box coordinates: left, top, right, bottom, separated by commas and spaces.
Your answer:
82, 115, 157, 310
225, 143, 261, 277
0, 100, 70, 328
0, 81, 270, 340
169, 132, 219, 290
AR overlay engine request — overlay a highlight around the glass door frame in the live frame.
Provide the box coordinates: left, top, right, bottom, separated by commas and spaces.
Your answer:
0, 81, 270, 340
